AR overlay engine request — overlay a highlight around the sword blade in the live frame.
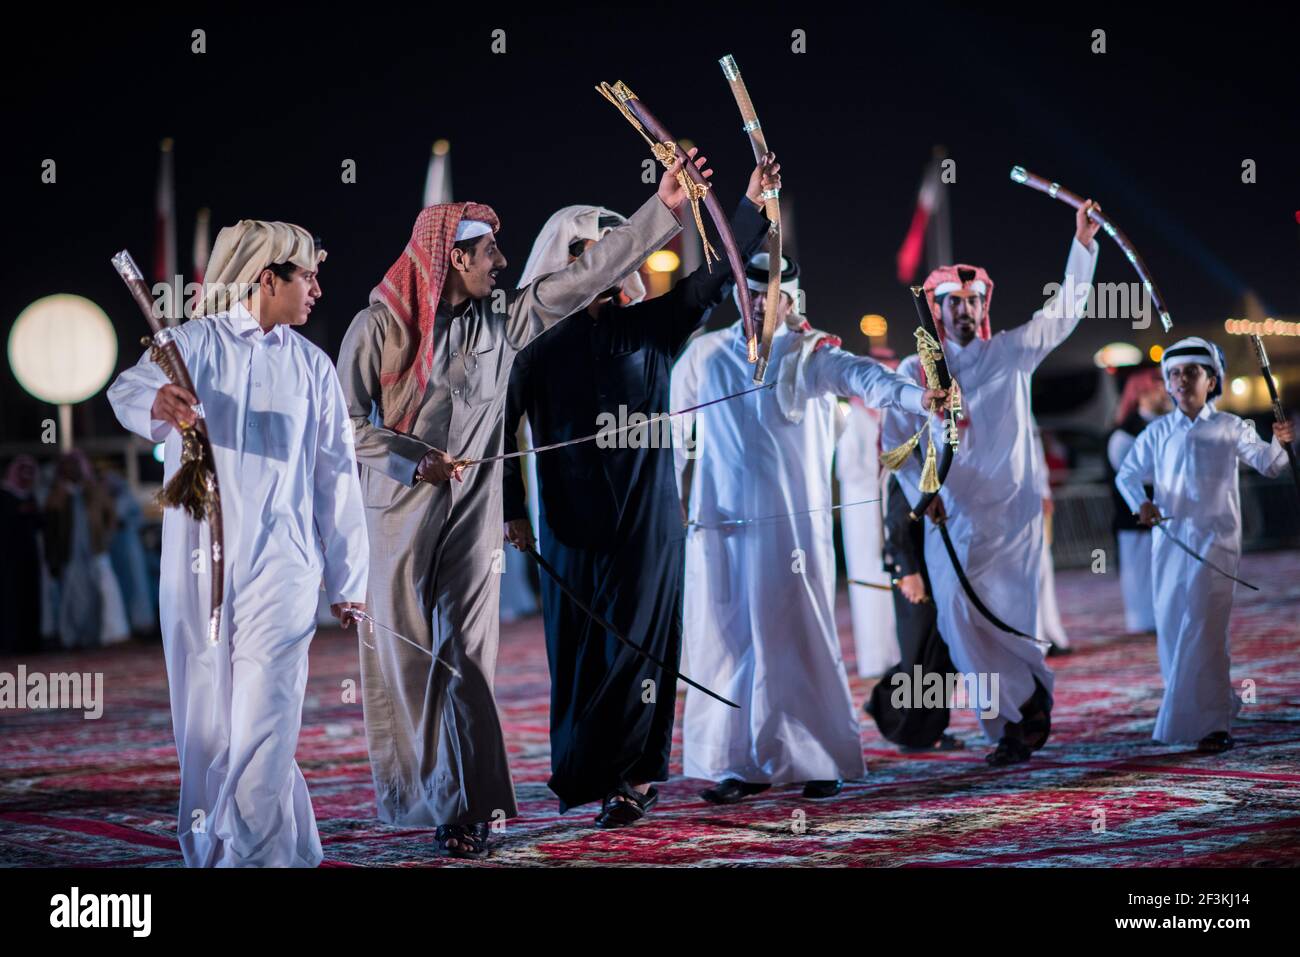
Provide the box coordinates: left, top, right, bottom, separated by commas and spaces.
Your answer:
523, 545, 740, 710
350, 610, 464, 678
1154, 521, 1259, 591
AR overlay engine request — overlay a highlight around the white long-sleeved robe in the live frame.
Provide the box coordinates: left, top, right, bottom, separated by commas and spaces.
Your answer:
836, 401, 900, 676
1115, 404, 1286, 743
108, 303, 369, 867
673, 320, 926, 784
882, 237, 1098, 741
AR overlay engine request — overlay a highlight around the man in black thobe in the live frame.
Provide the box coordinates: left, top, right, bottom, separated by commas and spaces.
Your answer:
502, 152, 778, 825
863, 475, 965, 751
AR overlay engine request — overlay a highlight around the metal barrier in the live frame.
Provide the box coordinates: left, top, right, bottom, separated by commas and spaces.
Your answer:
1051, 474, 1300, 569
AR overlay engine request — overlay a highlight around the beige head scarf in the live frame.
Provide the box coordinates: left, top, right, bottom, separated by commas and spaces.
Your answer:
201, 220, 324, 315
517, 205, 645, 303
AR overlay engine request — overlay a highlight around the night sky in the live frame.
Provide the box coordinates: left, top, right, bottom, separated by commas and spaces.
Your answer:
3, 5, 1297, 445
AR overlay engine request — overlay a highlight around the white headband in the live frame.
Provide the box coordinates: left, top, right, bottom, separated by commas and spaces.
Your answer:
933, 279, 987, 297
455, 219, 493, 242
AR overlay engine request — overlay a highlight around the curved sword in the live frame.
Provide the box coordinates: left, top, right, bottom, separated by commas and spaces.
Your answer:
719, 54, 782, 384
1010, 166, 1173, 332
524, 545, 739, 709
597, 79, 758, 364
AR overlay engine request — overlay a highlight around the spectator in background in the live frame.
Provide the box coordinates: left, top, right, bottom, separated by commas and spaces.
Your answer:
43, 450, 130, 648
0, 456, 44, 654
1107, 368, 1169, 634
104, 469, 157, 636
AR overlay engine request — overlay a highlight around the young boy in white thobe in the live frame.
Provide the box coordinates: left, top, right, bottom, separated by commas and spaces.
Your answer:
1115, 337, 1293, 752
109, 220, 369, 866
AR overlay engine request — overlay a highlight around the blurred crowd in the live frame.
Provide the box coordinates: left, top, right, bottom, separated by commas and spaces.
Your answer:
0, 450, 159, 655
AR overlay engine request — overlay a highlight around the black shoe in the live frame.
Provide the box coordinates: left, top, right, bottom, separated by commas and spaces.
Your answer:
1020, 679, 1053, 752
985, 737, 1032, 766
700, 779, 771, 805
801, 779, 843, 799
1197, 731, 1235, 754
595, 784, 659, 828
1046, 644, 1073, 657
899, 734, 965, 754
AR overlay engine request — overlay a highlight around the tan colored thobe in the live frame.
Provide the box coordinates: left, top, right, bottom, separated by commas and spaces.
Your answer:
338, 195, 680, 826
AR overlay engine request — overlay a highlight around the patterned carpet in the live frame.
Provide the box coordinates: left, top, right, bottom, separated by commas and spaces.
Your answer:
3, 551, 1299, 867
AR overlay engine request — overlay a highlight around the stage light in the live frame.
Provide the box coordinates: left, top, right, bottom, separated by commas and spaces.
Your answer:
1094, 342, 1142, 368
153, 443, 166, 463
646, 250, 680, 273
1224, 317, 1300, 336
433, 139, 450, 156
1231, 377, 1248, 396
9, 294, 117, 405
1148, 344, 1164, 362
860, 314, 887, 337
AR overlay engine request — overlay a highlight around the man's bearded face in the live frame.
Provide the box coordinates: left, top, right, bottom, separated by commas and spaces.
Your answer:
752, 289, 796, 328
940, 290, 984, 345
456, 234, 507, 299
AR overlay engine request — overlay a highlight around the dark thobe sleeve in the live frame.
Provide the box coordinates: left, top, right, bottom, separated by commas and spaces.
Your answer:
883, 475, 924, 578
650, 198, 770, 356
502, 342, 533, 524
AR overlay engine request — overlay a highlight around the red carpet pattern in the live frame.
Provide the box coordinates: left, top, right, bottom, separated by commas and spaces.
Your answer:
2, 552, 1299, 867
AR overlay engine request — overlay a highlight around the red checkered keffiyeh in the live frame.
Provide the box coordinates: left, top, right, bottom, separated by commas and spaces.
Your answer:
371, 202, 500, 433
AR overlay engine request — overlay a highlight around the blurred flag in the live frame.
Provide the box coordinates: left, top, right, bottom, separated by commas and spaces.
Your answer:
896, 147, 951, 283
192, 207, 210, 284
190, 207, 210, 318
424, 139, 452, 207
155, 138, 178, 323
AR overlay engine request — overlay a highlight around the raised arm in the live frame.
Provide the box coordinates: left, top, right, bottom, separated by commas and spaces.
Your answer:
336, 305, 436, 487
1007, 204, 1102, 370
654, 159, 778, 354
505, 194, 682, 350
312, 364, 369, 605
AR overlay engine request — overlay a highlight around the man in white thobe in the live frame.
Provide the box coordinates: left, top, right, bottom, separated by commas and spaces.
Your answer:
108, 220, 369, 867
882, 202, 1101, 765
673, 255, 940, 803
837, 392, 901, 677
1116, 337, 1292, 751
